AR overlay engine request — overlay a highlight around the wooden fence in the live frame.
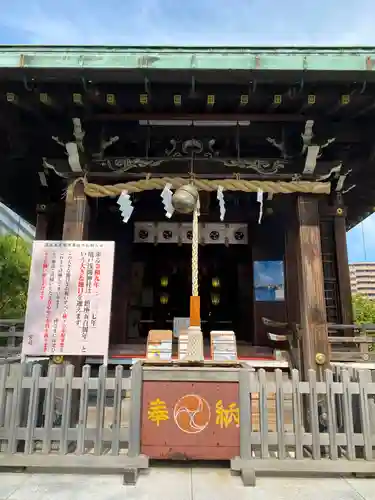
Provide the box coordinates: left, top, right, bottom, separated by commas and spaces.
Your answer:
231, 366, 375, 485
0, 362, 375, 486
0, 362, 148, 482
0, 319, 23, 360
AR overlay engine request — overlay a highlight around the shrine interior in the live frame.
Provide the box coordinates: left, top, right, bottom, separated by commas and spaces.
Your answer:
88, 193, 288, 355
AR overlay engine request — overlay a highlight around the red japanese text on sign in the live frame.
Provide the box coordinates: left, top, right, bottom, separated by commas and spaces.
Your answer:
93, 252, 101, 288
59, 252, 72, 351
23, 241, 114, 358
40, 252, 49, 300
77, 253, 86, 296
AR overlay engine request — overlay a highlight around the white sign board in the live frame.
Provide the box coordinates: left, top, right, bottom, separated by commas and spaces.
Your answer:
22, 241, 115, 357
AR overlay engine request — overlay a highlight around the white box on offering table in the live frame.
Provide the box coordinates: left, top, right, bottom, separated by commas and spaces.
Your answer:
178, 331, 189, 359
146, 330, 173, 360
210, 330, 238, 361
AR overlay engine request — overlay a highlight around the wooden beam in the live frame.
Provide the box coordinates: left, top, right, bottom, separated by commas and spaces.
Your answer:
296, 195, 330, 377
87, 113, 310, 123
46, 163, 343, 182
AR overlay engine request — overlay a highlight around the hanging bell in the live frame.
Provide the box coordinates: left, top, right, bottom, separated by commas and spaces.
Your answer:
172, 184, 199, 214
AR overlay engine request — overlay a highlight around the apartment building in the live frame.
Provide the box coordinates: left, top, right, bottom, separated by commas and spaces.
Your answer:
349, 262, 375, 298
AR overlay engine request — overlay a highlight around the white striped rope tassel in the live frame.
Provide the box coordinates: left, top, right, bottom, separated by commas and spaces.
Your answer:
186, 197, 204, 362
191, 200, 199, 297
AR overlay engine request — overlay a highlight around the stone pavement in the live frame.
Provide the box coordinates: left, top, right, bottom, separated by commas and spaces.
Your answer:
1, 467, 375, 500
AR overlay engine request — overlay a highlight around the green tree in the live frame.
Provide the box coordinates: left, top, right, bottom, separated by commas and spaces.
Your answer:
352, 293, 375, 324
0, 234, 31, 319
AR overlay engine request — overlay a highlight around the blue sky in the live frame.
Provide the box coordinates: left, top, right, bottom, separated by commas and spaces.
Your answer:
1, 0, 374, 45
0, 0, 374, 261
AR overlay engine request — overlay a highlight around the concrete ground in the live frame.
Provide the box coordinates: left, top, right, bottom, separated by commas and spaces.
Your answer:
1, 468, 375, 500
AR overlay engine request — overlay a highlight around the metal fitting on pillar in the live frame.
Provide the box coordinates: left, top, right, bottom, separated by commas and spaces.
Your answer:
315, 352, 326, 365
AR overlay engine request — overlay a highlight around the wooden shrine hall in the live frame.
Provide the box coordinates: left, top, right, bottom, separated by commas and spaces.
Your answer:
1, 46, 375, 372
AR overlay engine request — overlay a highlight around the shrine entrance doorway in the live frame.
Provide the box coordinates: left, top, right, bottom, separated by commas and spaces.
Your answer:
127, 242, 254, 348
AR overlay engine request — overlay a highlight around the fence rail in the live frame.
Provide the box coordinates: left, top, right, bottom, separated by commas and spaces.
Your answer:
264, 317, 375, 367
0, 362, 374, 483
3, 318, 375, 366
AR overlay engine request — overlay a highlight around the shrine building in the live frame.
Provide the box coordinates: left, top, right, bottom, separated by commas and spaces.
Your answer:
1, 45, 374, 370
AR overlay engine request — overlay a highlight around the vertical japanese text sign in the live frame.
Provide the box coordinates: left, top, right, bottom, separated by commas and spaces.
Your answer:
22, 241, 115, 357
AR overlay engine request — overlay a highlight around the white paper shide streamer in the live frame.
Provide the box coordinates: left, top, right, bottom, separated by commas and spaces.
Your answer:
117, 190, 134, 223
160, 183, 175, 218
217, 186, 226, 221
257, 189, 264, 224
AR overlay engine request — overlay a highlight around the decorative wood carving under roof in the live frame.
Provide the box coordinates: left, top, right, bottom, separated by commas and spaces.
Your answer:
0, 45, 375, 227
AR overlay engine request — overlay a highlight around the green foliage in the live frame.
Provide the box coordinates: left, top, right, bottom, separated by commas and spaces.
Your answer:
352, 293, 375, 324
0, 234, 31, 319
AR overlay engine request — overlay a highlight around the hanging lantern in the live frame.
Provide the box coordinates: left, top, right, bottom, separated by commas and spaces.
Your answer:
211, 293, 220, 306
212, 277, 220, 288
160, 293, 169, 305
171, 184, 199, 214
160, 276, 169, 287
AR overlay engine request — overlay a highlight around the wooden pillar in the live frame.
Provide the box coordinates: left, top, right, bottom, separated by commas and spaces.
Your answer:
333, 204, 353, 327
110, 240, 132, 345
285, 219, 300, 326
61, 182, 90, 363
61, 179, 91, 425
284, 216, 302, 370
296, 196, 330, 377
238, 227, 253, 345
62, 180, 90, 240
35, 204, 49, 240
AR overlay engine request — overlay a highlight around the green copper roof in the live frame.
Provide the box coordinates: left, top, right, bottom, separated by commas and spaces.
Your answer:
0, 45, 375, 71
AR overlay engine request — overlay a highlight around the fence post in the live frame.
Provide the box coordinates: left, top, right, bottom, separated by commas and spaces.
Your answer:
111, 365, 124, 456
24, 364, 41, 454
0, 363, 10, 452
350, 368, 364, 459
341, 369, 355, 460
125, 360, 144, 485
231, 366, 255, 486
357, 369, 372, 461
8, 363, 27, 454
